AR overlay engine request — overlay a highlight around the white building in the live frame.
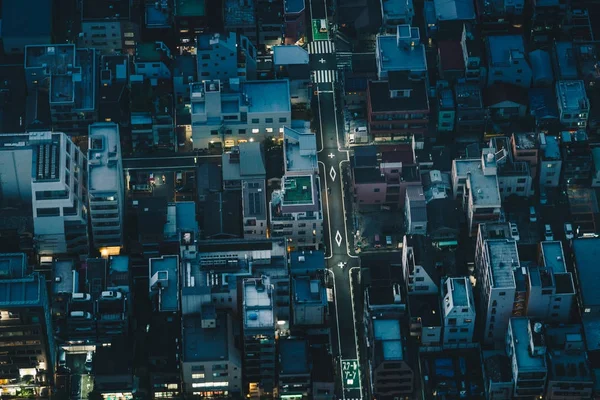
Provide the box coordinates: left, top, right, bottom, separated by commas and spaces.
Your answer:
486, 35, 532, 88
452, 148, 502, 236
556, 80, 590, 129
375, 25, 427, 80
475, 226, 518, 346
405, 185, 427, 235
0, 132, 88, 256
490, 138, 534, 199
87, 123, 125, 249
539, 134, 562, 188
402, 235, 439, 295
134, 42, 171, 80
190, 79, 291, 149
506, 318, 547, 398
441, 276, 476, 345
196, 32, 257, 81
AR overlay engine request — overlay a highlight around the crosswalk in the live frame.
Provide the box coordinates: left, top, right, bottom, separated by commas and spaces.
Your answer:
308, 40, 335, 54
313, 70, 337, 83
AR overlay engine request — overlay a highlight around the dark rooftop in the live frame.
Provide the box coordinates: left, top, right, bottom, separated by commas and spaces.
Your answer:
484, 353, 512, 383
290, 250, 326, 275
352, 52, 377, 75
148, 314, 181, 371
369, 76, 429, 113
529, 87, 559, 120
279, 338, 310, 375
381, 145, 414, 164
354, 168, 385, 184
183, 313, 229, 362
0, 65, 27, 133
353, 146, 378, 167
439, 40, 466, 70
202, 191, 242, 239
82, 0, 130, 20
1, 0, 52, 38
408, 294, 442, 326
367, 285, 396, 306
484, 83, 529, 107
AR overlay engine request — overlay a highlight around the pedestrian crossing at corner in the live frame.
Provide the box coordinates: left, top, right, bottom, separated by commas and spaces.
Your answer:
308, 40, 335, 54
313, 69, 337, 83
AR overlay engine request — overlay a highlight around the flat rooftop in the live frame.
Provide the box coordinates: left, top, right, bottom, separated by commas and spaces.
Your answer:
284, 127, 317, 174
53, 260, 74, 294
290, 250, 325, 274
543, 135, 561, 160
381, 0, 414, 20
149, 255, 179, 312
25, 44, 75, 69
377, 34, 427, 74
554, 42, 578, 79
136, 42, 165, 63
273, 45, 309, 65
434, 0, 475, 20
487, 240, 518, 289
488, 35, 526, 66
242, 80, 291, 114
368, 77, 429, 113
448, 277, 469, 307
0, 253, 27, 278
88, 123, 121, 192
176, 0, 205, 17
224, 0, 255, 26
374, 319, 403, 361
454, 158, 501, 207
280, 338, 310, 375
294, 277, 325, 304
182, 313, 229, 362
541, 241, 567, 273
514, 133, 537, 150
455, 83, 483, 108
282, 175, 314, 205
284, 0, 305, 14
511, 318, 546, 371
243, 279, 274, 330
556, 80, 588, 110
573, 238, 600, 308
0, 275, 44, 307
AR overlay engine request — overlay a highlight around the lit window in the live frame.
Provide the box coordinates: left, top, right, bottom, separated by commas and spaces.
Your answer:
125, 40, 135, 46
252, 129, 259, 134
124, 32, 134, 37
279, 128, 284, 133
585, 308, 591, 313
266, 128, 273, 133
166, 384, 178, 390
192, 373, 204, 379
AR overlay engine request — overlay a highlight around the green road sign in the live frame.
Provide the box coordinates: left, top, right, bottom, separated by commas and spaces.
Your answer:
312, 19, 329, 41
341, 359, 361, 390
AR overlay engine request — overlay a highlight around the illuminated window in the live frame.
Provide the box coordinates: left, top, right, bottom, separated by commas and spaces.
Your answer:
252, 129, 259, 134
279, 127, 284, 133
266, 128, 273, 133
192, 373, 204, 379
124, 32, 134, 37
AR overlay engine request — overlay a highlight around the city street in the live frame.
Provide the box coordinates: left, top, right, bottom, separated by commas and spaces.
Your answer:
309, 0, 363, 398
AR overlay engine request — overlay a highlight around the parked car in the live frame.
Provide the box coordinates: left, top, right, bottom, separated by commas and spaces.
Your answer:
540, 189, 548, 205
101, 291, 122, 300
71, 293, 91, 301
564, 223, 574, 240
544, 224, 554, 241
85, 352, 93, 372
529, 206, 537, 222
510, 223, 520, 241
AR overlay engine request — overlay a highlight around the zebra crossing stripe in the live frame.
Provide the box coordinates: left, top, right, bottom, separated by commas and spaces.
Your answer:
313, 70, 336, 83
309, 41, 335, 54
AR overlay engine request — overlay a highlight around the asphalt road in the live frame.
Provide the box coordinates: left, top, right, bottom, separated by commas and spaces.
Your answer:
309, 0, 363, 398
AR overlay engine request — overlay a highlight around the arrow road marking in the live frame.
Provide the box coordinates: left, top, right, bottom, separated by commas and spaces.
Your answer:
329, 166, 337, 181
335, 230, 343, 247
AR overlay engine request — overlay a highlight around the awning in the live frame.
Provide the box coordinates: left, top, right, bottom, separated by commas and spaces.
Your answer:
437, 240, 458, 247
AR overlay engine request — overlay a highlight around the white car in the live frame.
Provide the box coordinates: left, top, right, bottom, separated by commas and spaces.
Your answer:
544, 224, 554, 241
510, 223, 520, 241
101, 291, 123, 300
564, 223, 574, 240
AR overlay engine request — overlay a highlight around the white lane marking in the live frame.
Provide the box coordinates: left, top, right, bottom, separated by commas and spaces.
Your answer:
335, 230, 343, 247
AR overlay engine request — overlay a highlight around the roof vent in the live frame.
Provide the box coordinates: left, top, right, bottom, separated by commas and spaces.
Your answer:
298, 256, 305, 262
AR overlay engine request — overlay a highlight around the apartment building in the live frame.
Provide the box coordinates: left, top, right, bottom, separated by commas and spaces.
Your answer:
0, 253, 55, 395
475, 225, 518, 346
461, 24, 482, 82
455, 83, 485, 139
181, 312, 242, 397
190, 79, 291, 149
560, 130, 592, 184
553, 42, 579, 80
366, 318, 414, 398
402, 235, 440, 295
364, 283, 406, 320
242, 277, 277, 398
283, 0, 306, 44
223, 0, 257, 47
405, 185, 427, 235
539, 134, 562, 188
88, 123, 125, 250
148, 314, 181, 399
98, 54, 130, 126
292, 276, 327, 326
572, 238, 600, 316
510, 132, 539, 178
490, 138, 534, 199
486, 35, 532, 88
442, 277, 476, 345
506, 318, 547, 398
375, 25, 427, 80
0, 132, 88, 255
273, 46, 311, 106
437, 89, 455, 132
24, 44, 98, 135
278, 338, 311, 398
452, 148, 502, 235
134, 42, 171, 80
196, 32, 257, 81
80, 0, 138, 55
556, 80, 590, 129
130, 79, 175, 152
283, 126, 318, 176
222, 144, 268, 239
380, 0, 415, 30
149, 255, 180, 313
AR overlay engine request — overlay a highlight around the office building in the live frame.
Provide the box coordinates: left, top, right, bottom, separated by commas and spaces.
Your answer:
0, 132, 88, 256
98, 54, 131, 126
375, 25, 427, 80
442, 276, 476, 345
486, 35, 532, 88
149, 255, 180, 313
402, 235, 439, 295
88, 123, 125, 250
148, 314, 182, 398
490, 137, 534, 199
475, 224, 518, 346
24, 44, 97, 135
506, 318, 547, 398
283, 0, 306, 44
196, 32, 257, 81
405, 185, 427, 235
455, 83, 485, 138
190, 79, 291, 149
556, 81, 590, 129
134, 42, 171, 80
242, 277, 277, 398
223, 0, 257, 48
539, 134, 562, 188
0, 253, 55, 395
292, 276, 327, 326
80, 0, 138, 55
452, 148, 502, 236
560, 131, 592, 185
278, 338, 311, 398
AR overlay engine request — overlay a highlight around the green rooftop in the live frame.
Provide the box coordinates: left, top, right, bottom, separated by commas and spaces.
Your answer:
176, 0, 206, 17
282, 176, 313, 205
136, 43, 163, 62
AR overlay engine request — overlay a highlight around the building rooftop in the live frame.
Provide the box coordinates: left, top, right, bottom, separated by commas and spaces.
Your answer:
0, 274, 45, 307
1, 0, 52, 39
455, 83, 483, 109
484, 352, 512, 383
554, 42, 578, 79
175, 0, 205, 17
182, 313, 229, 362
513, 132, 538, 150
376, 28, 427, 75
294, 277, 326, 304
88, 123, 121, 192
542, 135, 561, 160
510, 318, 547, 371
434, 0, 475, 20
487, 35, 526, 66
573, 238, 600, 307
529, 88, 559, 121
273, 45, 309, 65
446, 276, 470, 307
409, 294, 442, 326
222, 143, 266, 181
53, 260, 74, 294
373, 319, 403, 361
282, 175, 314, 205
438, 88, 455, 110
439, 40, 465, 70
224, 0, 255, 26
82, 0, 130, 20
284, 127, 317, 174
556, 80, 589, 111
530, 49, 553, 84
243, 278, 274, 330
149, 255, 179, 312
0, 253, 27, 279
145, 2, 172, 27
284, 0, 305, 14
136, 42, 168, 63
279, 338, 310, 375
368, 76, 429, 113
592, 148, 600, 173
290, 250, 326, 275
242, 80, 291, 114
381, 0, 414, 22
203, 191, 242, 239
540, 241, 567, 273
487, 240, 518, 289
454, 158, 501, 207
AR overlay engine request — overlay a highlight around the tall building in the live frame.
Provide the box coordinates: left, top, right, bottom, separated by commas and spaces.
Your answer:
441, 276, 476, 345
196, 32, 257, 81
475, 223, 519, 346
0, 253, 55, 395
87, 123, 125, 250
242, 277, 276, 398
0, 132, 88, 256
506, 318, 547, 398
